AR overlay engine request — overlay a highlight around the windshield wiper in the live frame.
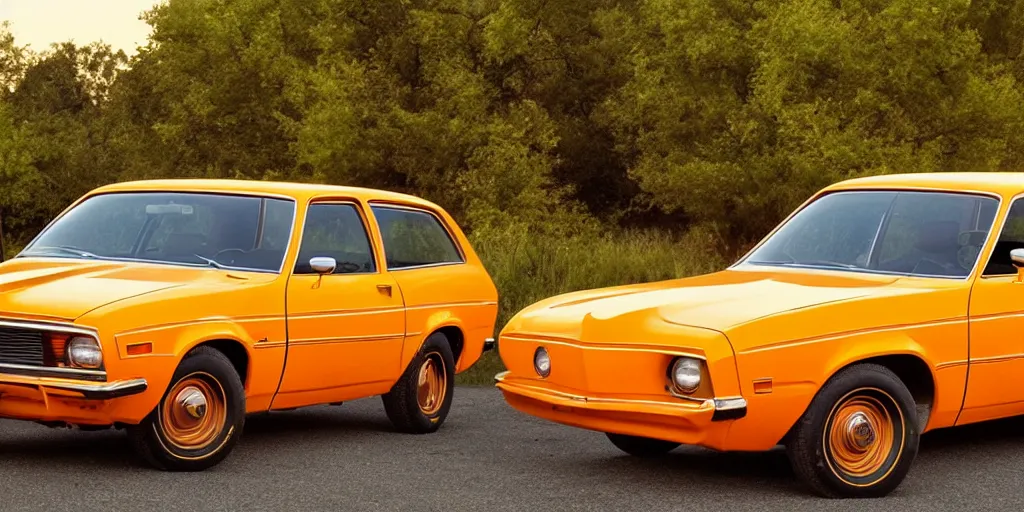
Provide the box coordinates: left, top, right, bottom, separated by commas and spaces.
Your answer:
192, 254, 227, 270
750, 260, 860, 270
24, 246, 101, 259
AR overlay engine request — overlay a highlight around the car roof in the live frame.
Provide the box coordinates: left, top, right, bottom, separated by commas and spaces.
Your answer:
90, 179, 444, 210
826, 172, 1024, 198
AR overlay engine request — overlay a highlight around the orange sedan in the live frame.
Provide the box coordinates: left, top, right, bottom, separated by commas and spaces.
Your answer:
496, 172, 1024, 498
0, 179, 498, 470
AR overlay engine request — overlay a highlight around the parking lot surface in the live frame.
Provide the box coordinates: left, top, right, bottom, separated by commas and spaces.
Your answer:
2, 387, 1023, 511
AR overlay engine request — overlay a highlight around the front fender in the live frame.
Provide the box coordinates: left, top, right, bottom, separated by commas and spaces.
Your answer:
103, 319, 283, 423
723, 327, 949, 451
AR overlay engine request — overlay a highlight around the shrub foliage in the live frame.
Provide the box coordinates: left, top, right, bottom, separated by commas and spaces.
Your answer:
2, 1, 1024, 383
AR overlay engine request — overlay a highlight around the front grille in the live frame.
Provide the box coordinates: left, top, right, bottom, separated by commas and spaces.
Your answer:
0, 327, 45, 366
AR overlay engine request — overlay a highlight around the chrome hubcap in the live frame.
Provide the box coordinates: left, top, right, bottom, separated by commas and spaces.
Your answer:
177, 386, 208, 419
847, 411, 876, 448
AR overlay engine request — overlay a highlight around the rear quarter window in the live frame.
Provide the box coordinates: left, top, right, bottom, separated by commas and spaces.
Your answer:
370, 205, 463, 270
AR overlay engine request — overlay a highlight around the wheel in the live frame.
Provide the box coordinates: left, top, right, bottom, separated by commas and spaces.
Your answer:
606, 433, 681, 457
382, 331, 455, 434
127, 346, 246, 471
786, 363, 919, 498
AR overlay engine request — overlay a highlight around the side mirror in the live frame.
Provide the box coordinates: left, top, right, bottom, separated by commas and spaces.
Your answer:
1011, 249, 1024, 283
309, 257, 337, 275
1012, 249, 1024, 268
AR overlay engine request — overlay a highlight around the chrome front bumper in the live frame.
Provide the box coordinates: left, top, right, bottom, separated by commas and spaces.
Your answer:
494, 371, 748, 422
0, 373, 148, 400
709, 397, 748, 421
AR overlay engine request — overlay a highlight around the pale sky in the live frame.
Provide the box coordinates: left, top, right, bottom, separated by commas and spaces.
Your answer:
0, 0, 161, 56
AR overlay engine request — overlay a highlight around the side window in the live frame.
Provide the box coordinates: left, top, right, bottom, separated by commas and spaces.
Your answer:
370, 206, 463, 270
983, 199, 1024, 276
295, 203, 376, 275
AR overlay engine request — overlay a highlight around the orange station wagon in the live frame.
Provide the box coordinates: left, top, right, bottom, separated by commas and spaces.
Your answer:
0, 179, 497, 471
496, 172, 1024, 498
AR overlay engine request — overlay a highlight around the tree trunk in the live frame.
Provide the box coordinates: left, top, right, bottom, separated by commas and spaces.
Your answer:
0, 207, 6, 262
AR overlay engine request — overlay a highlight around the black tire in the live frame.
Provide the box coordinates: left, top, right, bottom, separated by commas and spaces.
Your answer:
606, 433, 681, 457
127, 346, 246, 471
786, 363, 920, 498
382, 332, 455, 434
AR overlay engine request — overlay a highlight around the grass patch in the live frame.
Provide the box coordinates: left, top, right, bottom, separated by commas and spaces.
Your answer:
455, 227, 727, 386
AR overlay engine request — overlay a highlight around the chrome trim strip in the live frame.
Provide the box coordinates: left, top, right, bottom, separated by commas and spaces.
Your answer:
406, 301, 498, 311
506, 383, 708, 409
45, 378, 147, 399
287, 334, 405, 345
254, 342, 287, 350
0, 318, 98, 337
286, 306, 404, 321
713, 397, 748, 411
0, 376, 148, 399
15, 254, 285, 275
935, 360, 969, 370
388, 261, 466, 272
731, 262, 972, 281
0, 363, 106, 382
968, 353, 1024, 365
496, 374, 745, 413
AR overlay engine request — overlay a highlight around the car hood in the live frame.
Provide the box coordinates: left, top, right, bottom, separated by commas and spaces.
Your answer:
502, 267, 932, 345
0, 258, 201, 322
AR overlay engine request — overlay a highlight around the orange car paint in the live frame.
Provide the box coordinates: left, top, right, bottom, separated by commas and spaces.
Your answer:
495, 172, 1024, 452
0, 179, 498, 426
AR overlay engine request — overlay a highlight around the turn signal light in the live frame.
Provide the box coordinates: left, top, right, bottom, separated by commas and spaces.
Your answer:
127, 342, 153, 356
42, 333, 71, 367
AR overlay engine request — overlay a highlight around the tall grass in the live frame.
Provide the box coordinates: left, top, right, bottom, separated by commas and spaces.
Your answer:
5, 225, 730, 387
456, 227, 729, 385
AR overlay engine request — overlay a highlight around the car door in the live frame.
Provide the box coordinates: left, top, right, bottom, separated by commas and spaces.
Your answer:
961, 196, 1024, 425
368, 203, 494, 363
274, 200, 406, 409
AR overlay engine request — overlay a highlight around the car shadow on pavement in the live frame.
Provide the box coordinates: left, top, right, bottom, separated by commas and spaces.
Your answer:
0, 405, 399, 469
577, 415, 1024, 498
241, 406, 396, 440
0, 428, 135, 468
918, 414, 1024, 450
591, 447, 803, 497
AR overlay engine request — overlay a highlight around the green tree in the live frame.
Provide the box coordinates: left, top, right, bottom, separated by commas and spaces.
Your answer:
602, 0, 1024, 253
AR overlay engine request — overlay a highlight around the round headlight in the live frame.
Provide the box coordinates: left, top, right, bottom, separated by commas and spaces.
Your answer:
533, 347, 551, 378
67, 336, 103, 369
670, 357, 701, 394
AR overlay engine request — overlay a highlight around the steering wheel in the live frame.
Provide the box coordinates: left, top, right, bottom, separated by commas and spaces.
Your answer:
957, 245, 981, 271
913, 257, 958, 275
213, 248, 248, 265
337, 261, 362, 273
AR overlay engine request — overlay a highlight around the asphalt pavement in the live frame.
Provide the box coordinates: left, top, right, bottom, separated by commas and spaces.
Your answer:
1, 387, 1022, 511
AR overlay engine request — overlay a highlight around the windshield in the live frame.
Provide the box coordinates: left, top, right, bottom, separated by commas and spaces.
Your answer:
21, 192, 296, 273
743, 190, 999, 278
